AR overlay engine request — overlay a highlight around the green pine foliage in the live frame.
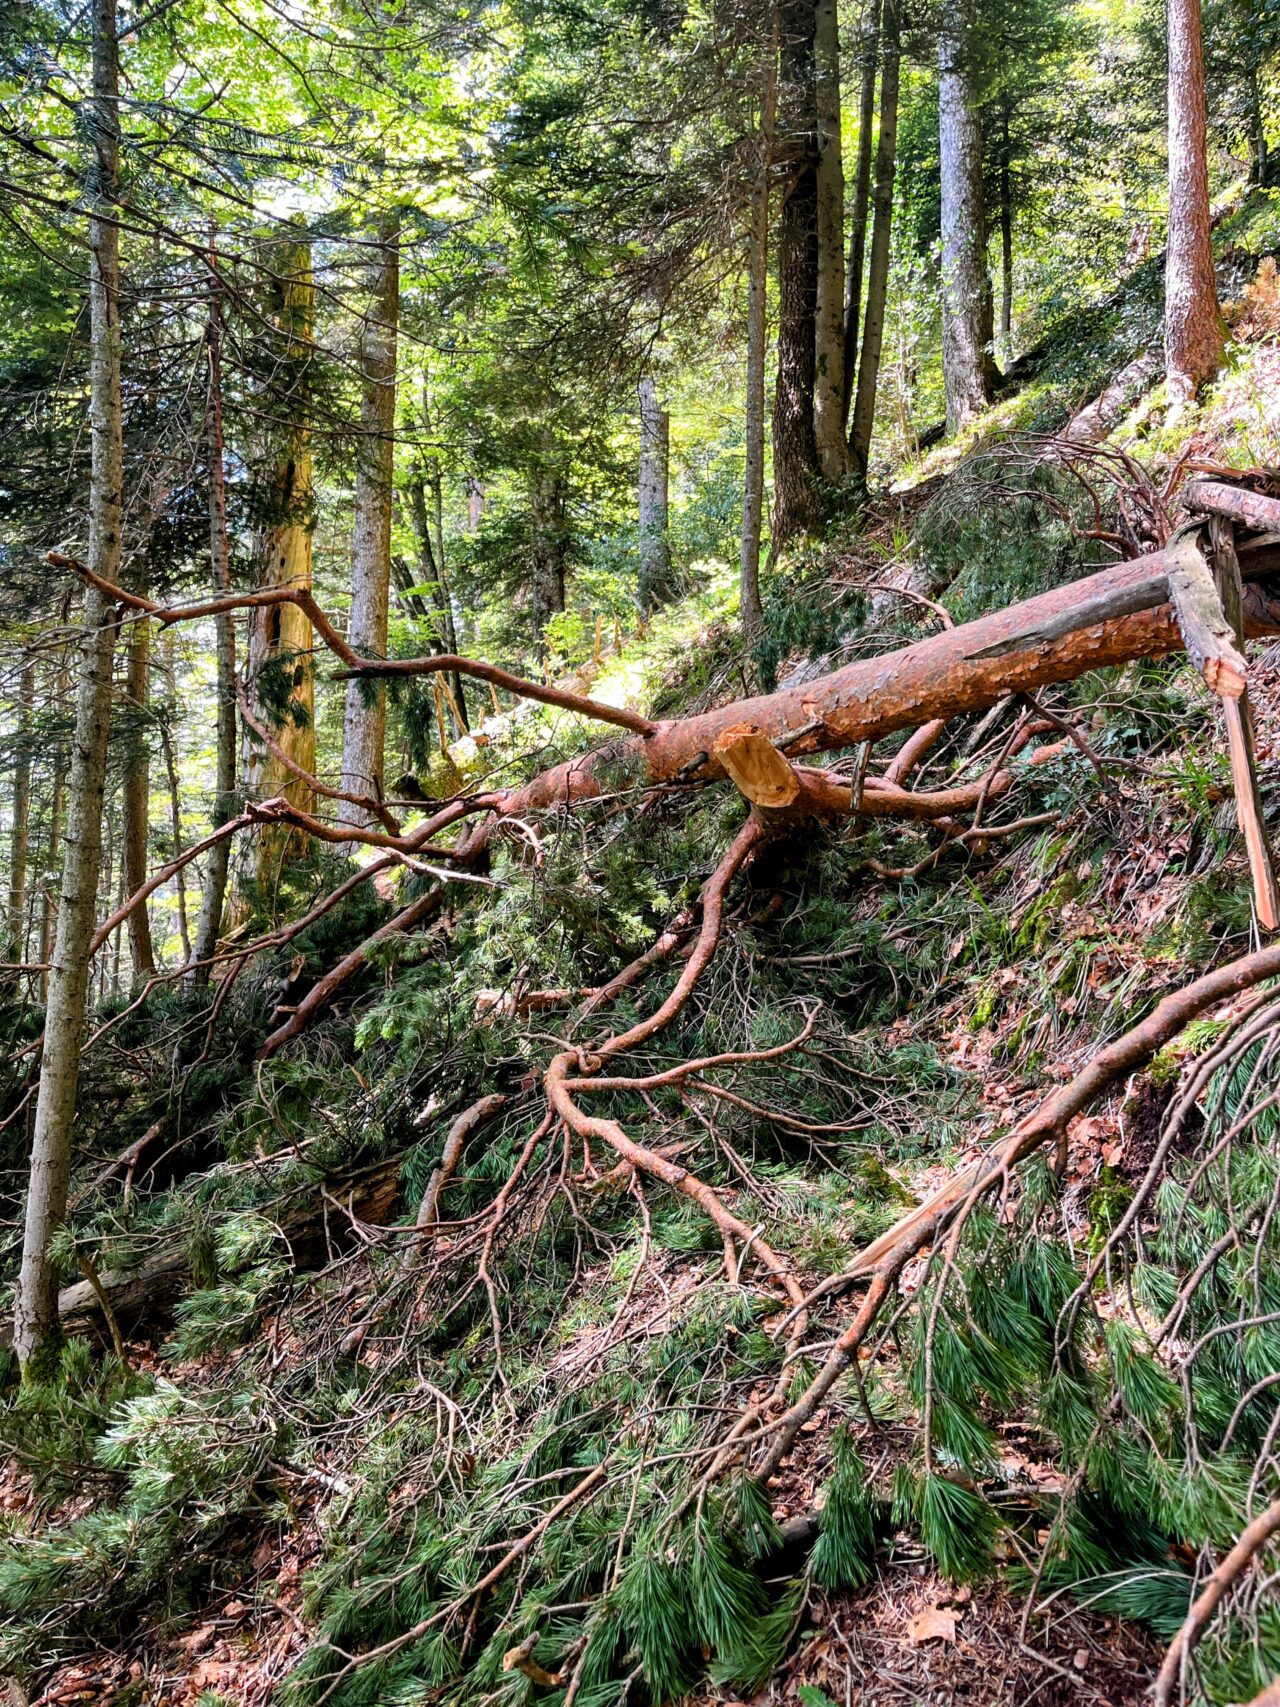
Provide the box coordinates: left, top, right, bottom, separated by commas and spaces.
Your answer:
810, 1429, 877, 1589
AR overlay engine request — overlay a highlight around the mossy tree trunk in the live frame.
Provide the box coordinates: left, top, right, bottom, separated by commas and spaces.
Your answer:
241, 235, 316, 894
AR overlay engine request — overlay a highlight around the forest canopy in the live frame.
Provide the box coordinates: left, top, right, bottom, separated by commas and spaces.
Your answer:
2, 0, 1280, 1699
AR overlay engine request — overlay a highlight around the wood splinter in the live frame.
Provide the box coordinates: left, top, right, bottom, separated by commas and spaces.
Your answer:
712, 722, 802, 809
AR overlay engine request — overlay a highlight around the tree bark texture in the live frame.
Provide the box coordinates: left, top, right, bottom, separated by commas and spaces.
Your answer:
848, 0, 899, 478
637, 374, 671, 611
339, 217, 399, 826
938, 0, 993, 431
998, 103, 1013, 360
39, 715, 67, 1004
189, 231, 237, 984
812, 0, 848, 484
1165, 0, 1224, 400
741, 16, 779, 637
15, 0, 122, 1372
121, 589, 154, 982
842, 0, 881, 425
243, 236, 316, 888
6, 655, 34, 968
407, 473, 467, 728
770, 0, 823, 551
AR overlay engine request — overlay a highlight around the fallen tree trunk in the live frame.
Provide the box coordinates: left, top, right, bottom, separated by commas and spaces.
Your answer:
491, 542, 1280, 823
5, 1155, 408, 1347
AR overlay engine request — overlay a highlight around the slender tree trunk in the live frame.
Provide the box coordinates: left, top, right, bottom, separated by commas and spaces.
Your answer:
339, 217, 399, 826
242, 235, 316, 892
771, 0, 823, 551
188, 230, 237, 985
999, 105, 1013, 365
121, 600, 154, 982
742, 9, 779, 637
842, 0, 881, 425
109, 810, 124, 999
427, 459, 466, 722
530, 464, 568, 652
158, 637, 190, 963
938, 0, 993, 431
407, 473, 468, 730
1247, 64, 1268, 186
467, 477, 484, 532
15, 0, 122, 1372
7, 656, 35, 970
637, 375, 671, 611
848, 0, 899, 479
812, 0, 848, 484
1165, 0, 1224, 401
39, 722, 67, 1006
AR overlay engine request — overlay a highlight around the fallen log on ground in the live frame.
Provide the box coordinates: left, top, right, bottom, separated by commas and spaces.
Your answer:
488, 539, 1280, 822
4, 1154, 409, 1348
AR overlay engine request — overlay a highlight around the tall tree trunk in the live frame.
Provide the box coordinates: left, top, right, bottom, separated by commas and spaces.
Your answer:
938, 0, 993, 432
812, 0, 848, 484
7, 655, 35, 970
188, 230, 237, 985
741, 11, 779, 637
842, 0, 881, 425
242, 235, 316, 893
530, 464, 567, 653
39, 709, 67, 1006
108, 806, 124, 1000
637, 375, 671, 612
15, 0, 122, 1372
121, 600, 154, 981
158, 637, 190, 963
848, 0, 899, 479
1165, 0, 1224, 401
771, 0, 823, 551
468, 477, 485, 532
406, 473, 468, 730
998, 104, 1013, 366
339, 217, 399, 826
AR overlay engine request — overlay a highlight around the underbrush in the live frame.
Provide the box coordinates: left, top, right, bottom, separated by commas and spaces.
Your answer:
3, 425, 1280, 1705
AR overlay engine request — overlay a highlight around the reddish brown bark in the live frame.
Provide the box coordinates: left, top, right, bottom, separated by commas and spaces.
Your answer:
495, 544, 1280, 820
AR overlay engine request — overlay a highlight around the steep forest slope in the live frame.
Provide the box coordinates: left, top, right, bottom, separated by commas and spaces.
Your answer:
3, 194, 1280, 1707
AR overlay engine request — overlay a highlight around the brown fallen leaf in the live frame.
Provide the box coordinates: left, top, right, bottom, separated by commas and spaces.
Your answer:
907, 1606, 957, 1645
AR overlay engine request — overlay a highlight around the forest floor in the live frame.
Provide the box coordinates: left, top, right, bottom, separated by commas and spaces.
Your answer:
6, 195, 1280, 1707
